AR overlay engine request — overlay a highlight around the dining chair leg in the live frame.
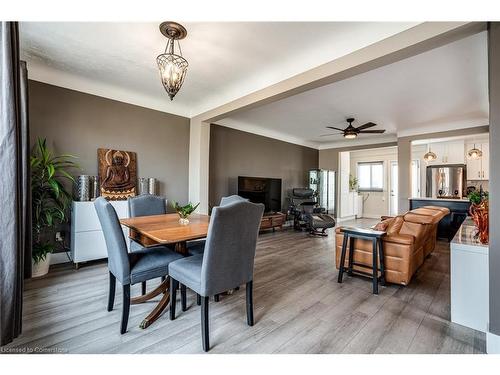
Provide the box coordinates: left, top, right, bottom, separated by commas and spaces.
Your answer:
121, 284, 130, 334
107, 272, 116, 312
181, 284, 187, 311
141, 281, 147, 296
197, 294, 201, 306
214, 294, 220, 302
201, 296, 210, 352
170, 278, 179, 320
246, 280, 254, 326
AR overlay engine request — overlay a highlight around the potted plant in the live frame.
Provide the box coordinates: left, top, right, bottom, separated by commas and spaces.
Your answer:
31, 138, 78, 277
349, 174, 358, 192
174, 201, 200, 225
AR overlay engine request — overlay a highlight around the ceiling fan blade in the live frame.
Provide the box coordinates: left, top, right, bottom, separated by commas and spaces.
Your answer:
318, 133, 343, 137
359, 129, 386, 134
326, 126, 346, 132
356, 122, 377, 130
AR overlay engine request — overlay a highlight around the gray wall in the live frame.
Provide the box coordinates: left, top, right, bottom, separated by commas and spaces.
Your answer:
209, 124, 319, 210
489, 22, 500, 336
28, 81, 190, 206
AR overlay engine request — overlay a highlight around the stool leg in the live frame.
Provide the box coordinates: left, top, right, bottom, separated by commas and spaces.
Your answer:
338, 233, 349, 283
372, 238, 379, 295
348, 236, 355, 276
378, 238, 386, 286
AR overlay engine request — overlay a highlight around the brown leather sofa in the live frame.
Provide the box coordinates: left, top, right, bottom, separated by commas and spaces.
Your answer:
335, 205, 449, 286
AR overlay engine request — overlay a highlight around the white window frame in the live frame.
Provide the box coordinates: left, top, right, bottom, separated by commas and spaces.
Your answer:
357, 161, 384, 192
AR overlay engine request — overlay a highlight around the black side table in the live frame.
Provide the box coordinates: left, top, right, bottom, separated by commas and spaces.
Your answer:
337, 227, 386, 294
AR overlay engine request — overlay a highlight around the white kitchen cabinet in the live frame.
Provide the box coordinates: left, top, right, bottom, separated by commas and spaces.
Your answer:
481, 143, 489, 180
427, 141, 464, 165
465, 142, 489, 180
70, 200, 130, 266
445, 141, 465, 164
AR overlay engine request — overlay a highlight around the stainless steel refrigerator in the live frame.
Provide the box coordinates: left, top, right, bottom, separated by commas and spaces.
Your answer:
426, 164, 466, 199
309, 169, 336, 214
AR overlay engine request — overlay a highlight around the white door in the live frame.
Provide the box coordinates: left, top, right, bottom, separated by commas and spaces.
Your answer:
390, 161, 398, 216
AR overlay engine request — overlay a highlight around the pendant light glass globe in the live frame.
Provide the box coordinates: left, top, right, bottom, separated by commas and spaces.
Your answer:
423, 151, 437, 162
467, 145, 483, 160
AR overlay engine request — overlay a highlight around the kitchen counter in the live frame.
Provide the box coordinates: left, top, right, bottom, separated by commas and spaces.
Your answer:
409, 197, 470, 240
451, 218, 488, 252
450, 219, 489, 332
408, 197, 469, 202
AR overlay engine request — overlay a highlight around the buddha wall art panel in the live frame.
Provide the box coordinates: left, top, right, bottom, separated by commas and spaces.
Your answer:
97, 148, 137, 200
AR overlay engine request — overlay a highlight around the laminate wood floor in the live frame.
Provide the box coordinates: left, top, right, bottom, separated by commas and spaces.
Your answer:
4, 220, 486, 354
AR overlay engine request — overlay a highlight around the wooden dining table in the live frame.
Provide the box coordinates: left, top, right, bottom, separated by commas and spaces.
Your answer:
120, 213, 210, 329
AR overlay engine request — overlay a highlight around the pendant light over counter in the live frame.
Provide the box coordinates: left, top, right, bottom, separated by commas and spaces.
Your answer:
157, 21, 189, 100
423, 143, 437, 162
467, 144, 483, 160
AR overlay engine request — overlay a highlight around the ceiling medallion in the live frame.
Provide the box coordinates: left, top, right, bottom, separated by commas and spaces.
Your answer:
157, 21, 189, 100
467, 144, 483, 160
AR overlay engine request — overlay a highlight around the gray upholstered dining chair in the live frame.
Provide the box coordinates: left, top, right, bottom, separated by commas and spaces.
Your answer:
94, 197, 183, 334
168, 200, 264, 351
186, 195, 248, 260
128, 195, 168, 295
220, 194, 248, 206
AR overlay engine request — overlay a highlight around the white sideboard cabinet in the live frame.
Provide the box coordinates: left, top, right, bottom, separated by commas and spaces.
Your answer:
70, 201, 130, 267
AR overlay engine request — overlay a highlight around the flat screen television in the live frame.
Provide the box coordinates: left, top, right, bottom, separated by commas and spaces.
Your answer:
238, 176, 282, 213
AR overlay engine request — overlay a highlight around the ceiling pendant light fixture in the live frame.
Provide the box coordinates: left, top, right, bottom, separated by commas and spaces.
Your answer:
157, 21, 189, 100
467, 144, 483, 160
423, 143, 437, 162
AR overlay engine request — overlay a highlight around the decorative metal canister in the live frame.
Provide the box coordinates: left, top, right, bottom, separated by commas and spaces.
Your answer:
138, 178, 150, 195
77, 175, 91, 201
90, 176, 99, 200
148, 178, 157, 195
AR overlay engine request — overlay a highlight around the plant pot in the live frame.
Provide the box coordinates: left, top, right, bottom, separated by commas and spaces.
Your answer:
178, 217, 190, 225
32, 253, 51, 278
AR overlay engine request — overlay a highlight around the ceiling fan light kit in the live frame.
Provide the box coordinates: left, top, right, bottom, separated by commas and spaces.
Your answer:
157, 21, 189, 100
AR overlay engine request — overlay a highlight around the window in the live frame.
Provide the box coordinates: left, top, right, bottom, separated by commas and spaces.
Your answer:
357, 161, 384, 191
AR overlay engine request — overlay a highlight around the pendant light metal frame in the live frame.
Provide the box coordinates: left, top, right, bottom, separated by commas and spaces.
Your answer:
157, 21, 189, 101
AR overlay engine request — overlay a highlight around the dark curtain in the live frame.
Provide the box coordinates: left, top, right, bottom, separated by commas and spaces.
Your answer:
0, 22, 31, 346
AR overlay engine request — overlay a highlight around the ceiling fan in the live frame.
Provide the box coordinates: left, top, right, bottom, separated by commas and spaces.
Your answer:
321, 118, 385, 139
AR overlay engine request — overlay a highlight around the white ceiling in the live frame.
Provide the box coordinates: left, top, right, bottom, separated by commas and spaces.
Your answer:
218, 31, 489, 149
20, 22, 418, 118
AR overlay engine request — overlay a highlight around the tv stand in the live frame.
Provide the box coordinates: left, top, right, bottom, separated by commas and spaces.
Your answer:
260, 212, 286, 232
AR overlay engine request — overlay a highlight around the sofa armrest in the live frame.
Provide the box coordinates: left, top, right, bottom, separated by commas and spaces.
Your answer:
383, 233, 415, 245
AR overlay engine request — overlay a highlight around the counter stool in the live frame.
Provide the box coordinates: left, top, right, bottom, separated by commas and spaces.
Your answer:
337, 227, 386, 294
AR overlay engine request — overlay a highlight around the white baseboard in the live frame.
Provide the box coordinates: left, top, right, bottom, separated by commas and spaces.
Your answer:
359, 213, 382, 219
50, 252, 72, 265
487, 330, 500, 353
336, 216, 356, 223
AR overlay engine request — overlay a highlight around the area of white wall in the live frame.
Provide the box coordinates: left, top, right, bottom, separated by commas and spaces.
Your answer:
349, 146, 398, 218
